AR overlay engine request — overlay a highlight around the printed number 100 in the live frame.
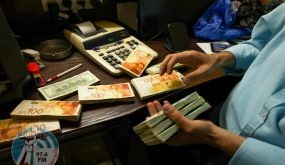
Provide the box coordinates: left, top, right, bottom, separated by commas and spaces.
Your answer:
28, 107, 45, 114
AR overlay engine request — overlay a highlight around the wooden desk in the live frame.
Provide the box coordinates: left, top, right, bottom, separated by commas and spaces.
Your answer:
30, 38, 222, 133
0, 38, 224, 164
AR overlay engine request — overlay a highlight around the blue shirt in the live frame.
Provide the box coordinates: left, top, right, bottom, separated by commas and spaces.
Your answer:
219, 3, 285, 165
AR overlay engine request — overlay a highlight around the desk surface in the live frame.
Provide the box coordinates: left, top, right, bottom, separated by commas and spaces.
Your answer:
0, 38, 223, 153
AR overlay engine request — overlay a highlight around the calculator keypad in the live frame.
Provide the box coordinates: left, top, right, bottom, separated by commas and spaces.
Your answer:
95, 38, 141, 70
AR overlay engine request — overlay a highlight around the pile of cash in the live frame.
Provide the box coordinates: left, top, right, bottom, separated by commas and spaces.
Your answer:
10, 100, 82, 121
0, 119, 61, 145
78, 82, 135, 104
38, 70, 100, 100
133, 92, 211, 145
131, 71, 186, 100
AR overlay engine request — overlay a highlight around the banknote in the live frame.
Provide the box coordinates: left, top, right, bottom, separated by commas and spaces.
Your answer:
38, 70, 100, 100
119, 45, 155, 78
10, 100, 82, 121
139, 97, 205, 137
141, 102, 211, 145
131, 71, 186, 100
146, 63, 184, 75
0, 119, 61, 145
133, 91, 200, 134
132, 91, 211, 145
78, 82, 135, 104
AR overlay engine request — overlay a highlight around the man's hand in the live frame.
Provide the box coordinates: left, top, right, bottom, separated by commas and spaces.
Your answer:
147, 100, 217, 146
147, 100, 245, 156
159, 50, 235, 84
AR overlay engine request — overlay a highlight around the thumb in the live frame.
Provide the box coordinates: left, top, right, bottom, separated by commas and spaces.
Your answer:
162, 101, 191, 130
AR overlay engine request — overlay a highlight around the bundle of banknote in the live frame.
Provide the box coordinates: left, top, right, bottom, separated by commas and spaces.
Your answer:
131, 71, 186, 100
119, 45, 156, 78
10, 100, 82, 121
0, 119, 61, 145
38, 70, 100, 100
133, 92, 211, 145
146, 63, 184, 75
78, 82, 135, 104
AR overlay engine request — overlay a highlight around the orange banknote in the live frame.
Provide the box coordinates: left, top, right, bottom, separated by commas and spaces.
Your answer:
78, 82, 135, 104
119, 45, 155, 77
10, 100, 82, 121
131, 71, 186, 99
0, 119, 60, 145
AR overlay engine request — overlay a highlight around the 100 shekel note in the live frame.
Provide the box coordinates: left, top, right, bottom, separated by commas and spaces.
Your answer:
131, 71, 186, 100
10, 100, 82, 121
78, 82, 135, 104
119, 45, 155, 78
0, 119, 61, 145
38, 71, 100, 100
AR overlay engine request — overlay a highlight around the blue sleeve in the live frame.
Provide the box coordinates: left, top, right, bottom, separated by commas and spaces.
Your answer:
229, 138, 285, 165
229, 87, 285, 165
222, 12, 276, 75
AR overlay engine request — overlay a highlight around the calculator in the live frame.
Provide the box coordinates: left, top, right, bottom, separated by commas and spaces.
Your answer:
63, 20, 158, 76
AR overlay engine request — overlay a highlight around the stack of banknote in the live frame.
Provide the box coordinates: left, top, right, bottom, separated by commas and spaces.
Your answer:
146, 63, 184, 75
10, 100, 82, 121
0, 118, 61, 145
38, 70, 100, 100
133, 92, 211, 145
78, 82, 135, 104
119, 45, 156, 78
131, 71, 186, 100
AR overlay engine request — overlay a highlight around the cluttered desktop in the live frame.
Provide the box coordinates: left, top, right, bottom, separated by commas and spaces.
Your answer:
0, 0, 226, 164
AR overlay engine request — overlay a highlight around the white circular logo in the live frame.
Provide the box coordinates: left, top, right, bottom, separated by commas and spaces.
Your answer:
11, 127, 59, 165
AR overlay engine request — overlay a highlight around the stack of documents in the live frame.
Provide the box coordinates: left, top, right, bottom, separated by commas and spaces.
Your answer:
133, 92, 211, 145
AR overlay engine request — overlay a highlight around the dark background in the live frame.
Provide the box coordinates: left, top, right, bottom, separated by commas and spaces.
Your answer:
0, 0, 117, 37
0, 0, 216, 40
